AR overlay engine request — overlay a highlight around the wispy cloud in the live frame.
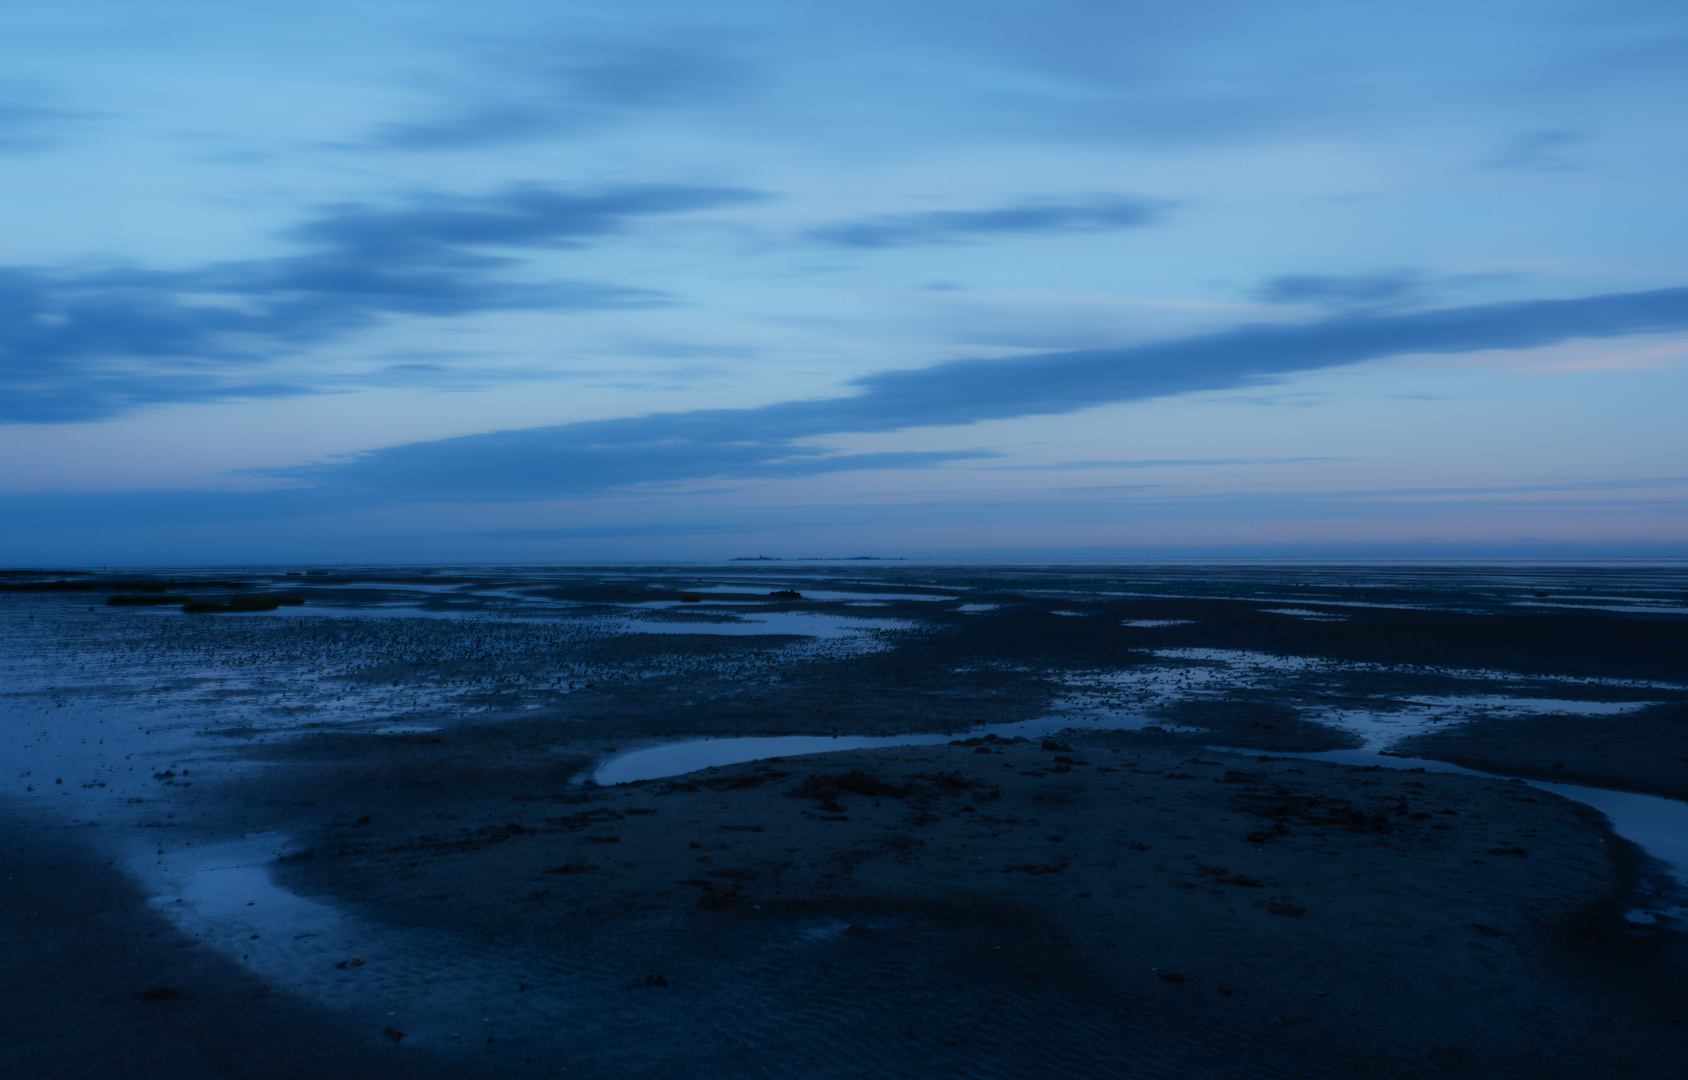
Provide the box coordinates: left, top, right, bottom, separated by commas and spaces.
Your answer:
0, 87, 101, 153
286, 183, 760, 256
1486, 128, 1587, 172
0, 184, 763, 423
1253, 269, 1527, 314
1255, 271, 1428, 312
976, 457, 1348, 471
806, 196, 1165, 248
363, 42, 755, 151
247, 284, 1688, 502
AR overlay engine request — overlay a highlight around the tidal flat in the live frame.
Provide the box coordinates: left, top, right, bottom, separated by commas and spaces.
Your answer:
2, 562, 1685, 1078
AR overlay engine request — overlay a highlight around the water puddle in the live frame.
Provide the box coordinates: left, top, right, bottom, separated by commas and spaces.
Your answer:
127, 601, 921, 642
763, 590, 959, 603
625, 600, 774, 608
139, 836, 370, 984
129, 605, 569, 622
133, 837, 609, 1052
666, 586, 959, 602
1513, 602, 1688, 615
1148, 647, 1682, 691
621, 611, 917, 639
593, 732, 957, 784
1100, 591, 1452, 613
1298, 697, 1660, 748
589, 711, 1155, 786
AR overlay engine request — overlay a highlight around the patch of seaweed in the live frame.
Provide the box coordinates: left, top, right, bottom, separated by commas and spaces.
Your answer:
1230, 790, 1396, 833
788, 769, 911, 800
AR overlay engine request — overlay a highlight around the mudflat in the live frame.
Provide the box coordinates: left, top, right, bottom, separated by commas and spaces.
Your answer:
263, 736, 1681, 1078
3, 563, 1685, 1078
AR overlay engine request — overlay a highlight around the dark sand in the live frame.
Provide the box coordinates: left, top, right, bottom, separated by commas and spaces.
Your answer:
1395, 703, 1688, 800
0, 826, 452, 1080
3, 564, 1686, 1077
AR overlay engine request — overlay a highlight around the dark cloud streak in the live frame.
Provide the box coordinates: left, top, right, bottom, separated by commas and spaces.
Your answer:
265, 284, 1688, 501
1255, 271, 1427, 311
1486, 129, 1587, 172
807, 196, 1164, 247
0, 93, 101, 153
0, 184, 761, 423
978, 457, 1348, 471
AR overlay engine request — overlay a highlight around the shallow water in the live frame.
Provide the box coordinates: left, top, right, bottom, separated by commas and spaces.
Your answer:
1513, 601, 1688, 615
123, 598, 919, 642
592, 732, 958, 784
620, 610, 917, 638
671, 586, 960, 602
131, 836, 621, 1054
589, 711, 1187, 785
1259, 608, 1349, 621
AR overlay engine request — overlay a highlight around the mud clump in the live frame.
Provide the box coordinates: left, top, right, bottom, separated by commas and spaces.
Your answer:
1256, 899, 1306, 916
789, 770, 910, 801
1230, 790, 1396, 834
139, 986, 186, 1002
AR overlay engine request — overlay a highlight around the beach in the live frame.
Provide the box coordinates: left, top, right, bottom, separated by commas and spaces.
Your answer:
3, 563, 1685, 1077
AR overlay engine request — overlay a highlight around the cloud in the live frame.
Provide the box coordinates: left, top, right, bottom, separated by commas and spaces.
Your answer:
286, 185, 758, 255
268, 429, 993, 501
251, 283, 1688, 502
364, 42, 754, 151
370, 106, 572, 152
977, 457, 1348, 471
0, 88, 99, 153
806, 196, 1165, 248
1486, 129, 1587, 172
1254, 270, 1527, 313
0, 184, 762, 423
1255, 271, 1427, 311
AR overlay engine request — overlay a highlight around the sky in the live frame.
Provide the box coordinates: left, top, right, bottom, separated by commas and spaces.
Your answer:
3, 0, 1686, 563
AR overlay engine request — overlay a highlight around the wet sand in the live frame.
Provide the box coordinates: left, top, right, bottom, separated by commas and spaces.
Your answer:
1394, 703, 1688, 800
240, 732, 1684, 1079
3, 563, 1686, 1077
0, 825, 452, 1080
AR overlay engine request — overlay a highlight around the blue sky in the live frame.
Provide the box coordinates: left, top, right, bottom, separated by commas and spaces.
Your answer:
3, 0, 1686, 562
